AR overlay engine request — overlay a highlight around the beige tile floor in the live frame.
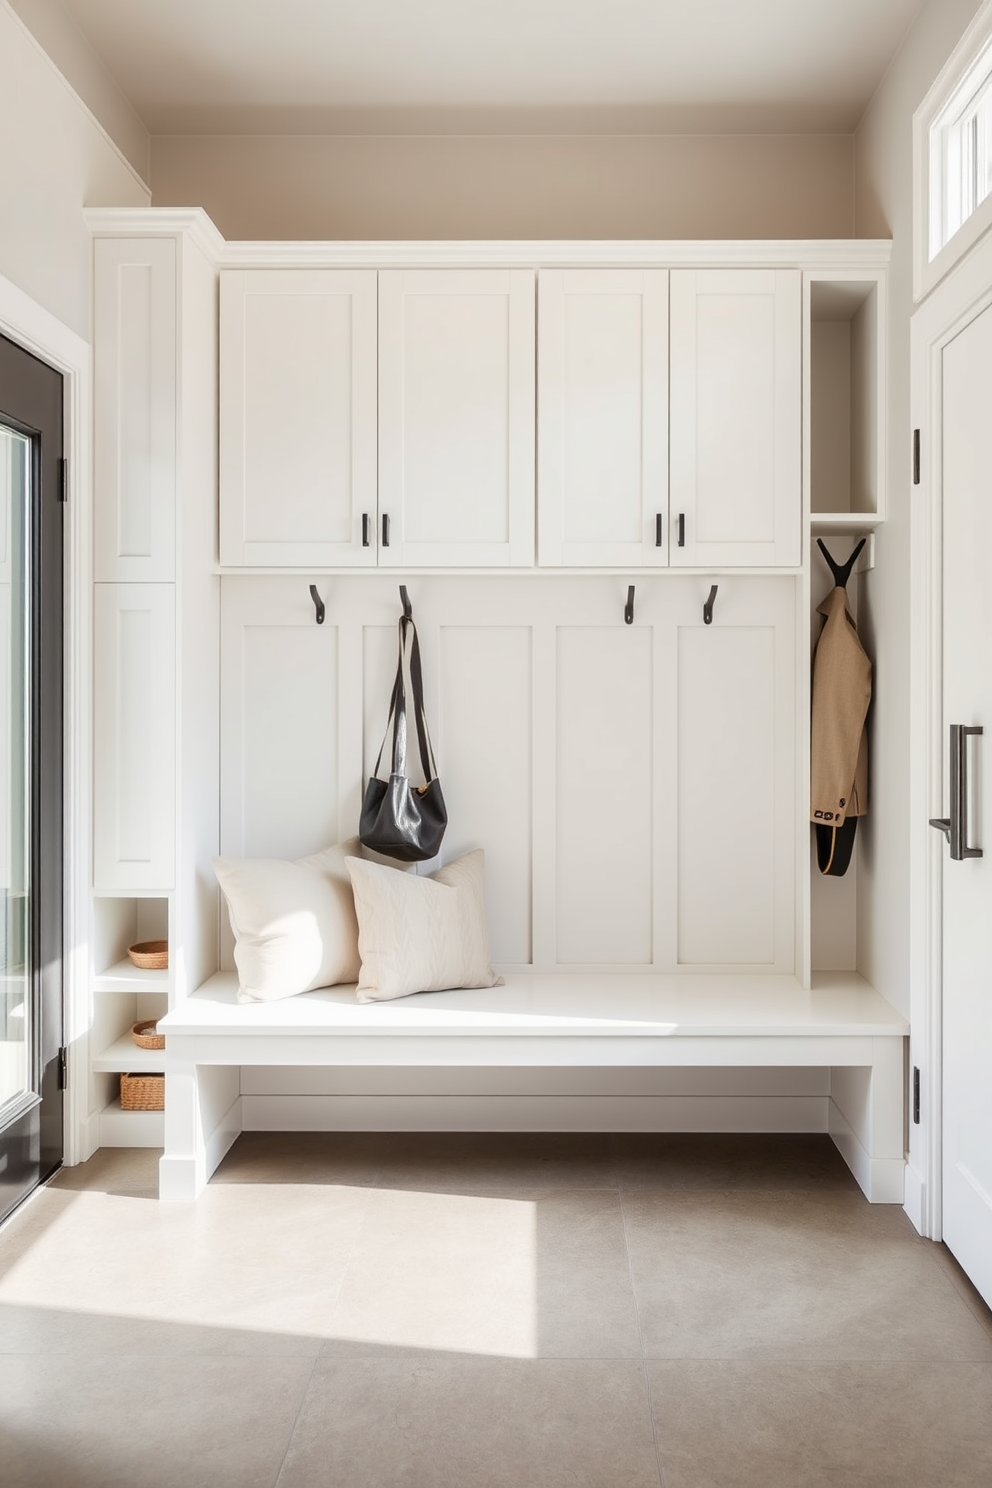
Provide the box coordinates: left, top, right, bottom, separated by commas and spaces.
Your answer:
1, 1133, 991, 1487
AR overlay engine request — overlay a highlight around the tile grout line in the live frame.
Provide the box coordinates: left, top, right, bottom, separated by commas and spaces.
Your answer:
618, 1186, 667, 1488
271, 1351, 321, 1488
917, 1239, 992, 1344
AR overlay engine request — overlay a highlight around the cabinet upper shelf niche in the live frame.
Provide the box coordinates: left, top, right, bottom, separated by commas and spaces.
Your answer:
806, 272, 886, 524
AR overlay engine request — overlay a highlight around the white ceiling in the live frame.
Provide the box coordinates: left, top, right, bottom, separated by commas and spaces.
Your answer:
58, 0, 926, 135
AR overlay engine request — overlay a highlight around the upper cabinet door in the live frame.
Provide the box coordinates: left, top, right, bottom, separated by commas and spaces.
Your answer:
538, 269, 669, 567
378, 269, 535, 567
94, 239, 177, 582
220, 269, 377, 567
670, 269, 801, 568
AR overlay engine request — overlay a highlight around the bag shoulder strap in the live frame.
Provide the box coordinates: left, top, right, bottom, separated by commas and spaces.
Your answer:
371, 616, 438, 784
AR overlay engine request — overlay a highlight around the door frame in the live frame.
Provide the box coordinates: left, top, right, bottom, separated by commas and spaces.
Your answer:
909, 227, 992, 1240
0, 270, 92, 1169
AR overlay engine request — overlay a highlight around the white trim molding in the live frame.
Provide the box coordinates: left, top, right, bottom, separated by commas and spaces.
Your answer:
0, 269, 93, 1167
909, 228, 992, 1238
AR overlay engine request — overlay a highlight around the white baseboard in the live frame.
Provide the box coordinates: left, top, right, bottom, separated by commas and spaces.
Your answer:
828, 1097, 905, 1204
159, 1093, 242, 1199
241, 1093, 830, 1133
902, 1160, 927, 1235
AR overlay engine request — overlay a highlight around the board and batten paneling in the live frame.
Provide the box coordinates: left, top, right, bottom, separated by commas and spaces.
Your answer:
219, 576, 797, 975
538, 268, 669, 567
220, 580, 342, 860
220, 269, 378, 567
93, 239, 177, 583
93, 584, 175, 891
670, 269, 801, 567
378, 270, 535, 567
656, 578, 797, 971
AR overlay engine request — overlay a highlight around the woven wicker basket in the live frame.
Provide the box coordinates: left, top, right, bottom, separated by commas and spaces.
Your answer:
130, 1019, 164, 1050
120, 1072, 165, 1111
127, 940, 169, 971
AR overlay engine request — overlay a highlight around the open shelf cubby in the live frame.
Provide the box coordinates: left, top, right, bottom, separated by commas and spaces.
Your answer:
807, 273, 885, 527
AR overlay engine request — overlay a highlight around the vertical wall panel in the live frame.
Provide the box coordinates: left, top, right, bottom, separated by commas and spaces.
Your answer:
677, 627, 776, 964
439, 626, 533, 964
240, 623, 339, 859
556, 626, 653, 964
93, 239, 177, 581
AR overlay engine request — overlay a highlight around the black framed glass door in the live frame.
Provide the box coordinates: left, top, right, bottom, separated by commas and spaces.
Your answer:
0, 331, 64, 1225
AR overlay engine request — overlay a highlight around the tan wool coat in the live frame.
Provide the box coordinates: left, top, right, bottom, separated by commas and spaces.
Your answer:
810, 586, 871, 825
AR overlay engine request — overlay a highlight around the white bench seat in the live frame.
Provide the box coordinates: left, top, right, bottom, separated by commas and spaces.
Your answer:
158, 971, 908, 1202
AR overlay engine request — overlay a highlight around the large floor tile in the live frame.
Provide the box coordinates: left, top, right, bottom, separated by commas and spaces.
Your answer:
0, 1353, 314, 1488
212, 1130, 385, 1187
0, 1179, 374, 1354
47, 1146, 161, 1197
647, 1359, 992, 1488
324, 1187, 641, 1359
277, 1356, 662, 1488
374, 1132, 616, 1195
611, 1132, 860, 1191
623, 1190, 992, 1360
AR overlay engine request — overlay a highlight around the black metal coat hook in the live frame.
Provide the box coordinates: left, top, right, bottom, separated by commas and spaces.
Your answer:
816, 537, 867, 590
703, 585, 718, 625
624, 586, 635, 625
399, 585, 412, 620
309, 584, 325, 625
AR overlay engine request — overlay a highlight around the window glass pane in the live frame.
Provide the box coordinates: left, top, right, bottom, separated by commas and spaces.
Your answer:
0, 424, 31, 1119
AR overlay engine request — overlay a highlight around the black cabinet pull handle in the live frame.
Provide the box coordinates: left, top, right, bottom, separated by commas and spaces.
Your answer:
362, 513, 371, 547
677, 513, 685, 548
931, 723, 984, 860
382, 513, 390, 547
655, 513, 663, 548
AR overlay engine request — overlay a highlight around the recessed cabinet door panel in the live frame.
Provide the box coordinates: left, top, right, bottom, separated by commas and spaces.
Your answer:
378, 269, 535, 567
220, 580, 341, 860
670, 270, 801, 567
93, 584, 175, 890
220, 270, 377, 567
94, 239, 177, 582
556, 625, 655, 965
539, 269, 669, 567
656, 579, 796, 971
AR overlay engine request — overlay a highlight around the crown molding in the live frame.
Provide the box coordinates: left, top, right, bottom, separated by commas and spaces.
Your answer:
84, 207, 226, 261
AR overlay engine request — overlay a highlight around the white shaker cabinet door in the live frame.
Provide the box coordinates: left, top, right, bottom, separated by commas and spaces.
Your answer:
670, 270, 801, 567
538, 269, 669, 567
378, 269, 535, 567
93, 584, 176, 891
220, 269, 378, 567
93, 239, 177, 582
655, 577, 797, 972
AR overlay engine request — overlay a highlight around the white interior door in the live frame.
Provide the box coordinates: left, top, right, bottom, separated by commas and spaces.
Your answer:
934, 301, 992, 1308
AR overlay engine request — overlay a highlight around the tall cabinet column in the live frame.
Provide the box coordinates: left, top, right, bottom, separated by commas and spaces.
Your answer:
85, 210, 223, 1153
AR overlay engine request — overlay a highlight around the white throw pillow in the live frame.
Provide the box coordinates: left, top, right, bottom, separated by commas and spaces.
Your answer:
214, 838, 366, 1003
346, 849, 503, 1003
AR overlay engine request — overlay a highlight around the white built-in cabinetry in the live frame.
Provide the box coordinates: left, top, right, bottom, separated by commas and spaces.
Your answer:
82, 215, 889, 1153
87, 214, 221, 1154
219, 269, 377, 567
538, 268, 801, 567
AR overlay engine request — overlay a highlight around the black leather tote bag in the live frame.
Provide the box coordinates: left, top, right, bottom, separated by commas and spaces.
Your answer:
359, 615, 447, 862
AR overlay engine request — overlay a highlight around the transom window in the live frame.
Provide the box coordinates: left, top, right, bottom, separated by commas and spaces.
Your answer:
914, 1, 992, 299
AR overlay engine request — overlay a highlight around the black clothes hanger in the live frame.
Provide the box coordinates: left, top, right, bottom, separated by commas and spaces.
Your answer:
816, 536, 867, 590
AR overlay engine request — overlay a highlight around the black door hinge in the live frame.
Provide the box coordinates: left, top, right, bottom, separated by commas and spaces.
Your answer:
913, 1066, 920, 1124
912, 430, 920, 486
58, 457, 68, 503
57, 1047, 67, 1090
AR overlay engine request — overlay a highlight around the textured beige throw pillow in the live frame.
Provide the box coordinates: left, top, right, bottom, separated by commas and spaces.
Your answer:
346, 849, 503, 1003
214, 838, 366, 1003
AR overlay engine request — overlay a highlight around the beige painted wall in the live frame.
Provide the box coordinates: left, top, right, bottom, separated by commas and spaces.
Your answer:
0, 0, 149, 339
151, 131, 854, 240
853, 0, 985, 1018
